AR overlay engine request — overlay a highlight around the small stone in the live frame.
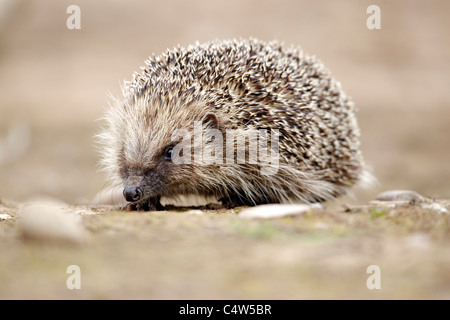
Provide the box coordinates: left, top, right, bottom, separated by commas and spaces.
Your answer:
420, 202, 448, 214
0, 213, 11, 220
239, 204, 311, 219
185, 209, 204, 215
18, 203, 84, 245
374, 190, 425, 202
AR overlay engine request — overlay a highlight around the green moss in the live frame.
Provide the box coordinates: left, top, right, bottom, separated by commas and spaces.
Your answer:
370, 207, 387, 220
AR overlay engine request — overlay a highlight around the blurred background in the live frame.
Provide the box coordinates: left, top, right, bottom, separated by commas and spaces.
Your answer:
0, 0, 449, 205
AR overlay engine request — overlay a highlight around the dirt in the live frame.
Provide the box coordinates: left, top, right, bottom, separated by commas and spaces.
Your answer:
0, 0, 449, 299
1, 198, 449, 299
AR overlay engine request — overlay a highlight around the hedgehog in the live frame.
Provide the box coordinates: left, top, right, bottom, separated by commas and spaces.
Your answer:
97, 38, 373, 211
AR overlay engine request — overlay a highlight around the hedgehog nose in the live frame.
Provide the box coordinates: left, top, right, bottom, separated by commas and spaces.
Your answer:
123, 185, 143, 202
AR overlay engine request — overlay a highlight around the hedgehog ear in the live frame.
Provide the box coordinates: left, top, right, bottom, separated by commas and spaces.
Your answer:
202, 112, 219, 129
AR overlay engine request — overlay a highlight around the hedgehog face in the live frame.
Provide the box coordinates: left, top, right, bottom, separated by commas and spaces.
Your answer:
118, 121, 186, 203
117, 98, 221, 204
120, 144, 177, 203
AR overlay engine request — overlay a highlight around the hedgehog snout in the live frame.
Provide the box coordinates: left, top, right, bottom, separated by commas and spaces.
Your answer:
123, 185, 143, 202
123, 175, 145, 202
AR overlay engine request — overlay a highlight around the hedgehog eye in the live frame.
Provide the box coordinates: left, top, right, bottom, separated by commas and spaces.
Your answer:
163, 145, 174, 161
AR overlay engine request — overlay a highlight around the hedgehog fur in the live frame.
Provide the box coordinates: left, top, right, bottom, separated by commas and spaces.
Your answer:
97, 38, 373, 210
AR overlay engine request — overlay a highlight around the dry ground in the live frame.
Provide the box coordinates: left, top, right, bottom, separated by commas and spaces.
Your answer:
0, 0, 449, 299
0, 197, 449, 299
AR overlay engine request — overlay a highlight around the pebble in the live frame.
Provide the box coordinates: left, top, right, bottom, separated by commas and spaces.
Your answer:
239, 204, 311, 219
18, 202, 84, 245
0, 213, 11, 220
420, 202, 448, 214
374, 190, 425, 202
185, 209, 204, 215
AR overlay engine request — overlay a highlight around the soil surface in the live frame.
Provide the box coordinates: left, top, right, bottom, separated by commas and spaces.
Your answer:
1, 197, 449, 299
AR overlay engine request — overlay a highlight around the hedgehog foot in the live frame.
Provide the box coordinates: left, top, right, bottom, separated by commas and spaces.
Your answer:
123, 196, 164, 211
219, 193, 266, 209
